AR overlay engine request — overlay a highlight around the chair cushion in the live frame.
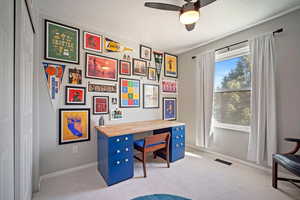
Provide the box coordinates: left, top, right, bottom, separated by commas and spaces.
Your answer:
273, 154, 300, 177
134, 139, 165, 149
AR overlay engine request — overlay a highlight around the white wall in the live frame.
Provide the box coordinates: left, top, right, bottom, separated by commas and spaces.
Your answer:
178, 9, 300, 162
37, 14, 178, 176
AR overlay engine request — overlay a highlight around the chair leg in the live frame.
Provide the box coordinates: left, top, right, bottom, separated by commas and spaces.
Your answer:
272, 158, 278, 189
153, 152, 157, 159
166, 149, 170, 168
142, 151, 147, 177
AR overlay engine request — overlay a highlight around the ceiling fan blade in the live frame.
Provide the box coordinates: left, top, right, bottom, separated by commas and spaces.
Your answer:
185, 23, 196, 31
196, 0, 217, 8
144, 2, 181, 11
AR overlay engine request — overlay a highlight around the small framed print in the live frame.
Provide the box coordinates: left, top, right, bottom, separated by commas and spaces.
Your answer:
132, 58, 147, 76
59, 108, 90, 145
68, 68, 82, 85
93, 96, 109, 115
148, 67, 157, 81
119, 60, 131, 76
83, 31, 102, 53
140, 45, 152, 61
164, 53, 178, 78
65, 86, 86, 105
143, 84, 159, 109
112, 97, 117, 105
162, 79, 177, 93
163, 97, 177, 121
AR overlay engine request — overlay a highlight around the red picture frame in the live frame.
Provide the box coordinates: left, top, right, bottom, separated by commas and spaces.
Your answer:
162, 79, 177, 93
83, 31, 102, 53
65, 86, 86, 105
119, 60, 131, 76
85, 53, 118, 81
93, 96, 109, 115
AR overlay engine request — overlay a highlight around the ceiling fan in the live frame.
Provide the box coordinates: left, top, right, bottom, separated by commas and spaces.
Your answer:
144, 0, 216, 31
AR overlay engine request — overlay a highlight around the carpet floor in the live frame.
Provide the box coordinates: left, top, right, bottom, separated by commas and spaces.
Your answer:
33, 150, 300, 200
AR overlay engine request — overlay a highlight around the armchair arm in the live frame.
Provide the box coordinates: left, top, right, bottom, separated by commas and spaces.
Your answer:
284, 138, 300, 155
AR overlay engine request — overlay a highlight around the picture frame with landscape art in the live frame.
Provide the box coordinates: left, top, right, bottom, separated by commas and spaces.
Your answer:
93, 96, 109, 115
132, 58, 147, 76
45, 20, 80, 64
140, 45, 152, 61
65, 86, 86, 105
143, 84, 159, 109
163, 97, 177, 120
164, 53, 178, 78
83, 31, 102, 53
85, 53, 118, 81
59, 108, 90, 145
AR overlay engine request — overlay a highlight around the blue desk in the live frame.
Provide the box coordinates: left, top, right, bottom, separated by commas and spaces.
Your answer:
96, 120, 186, 186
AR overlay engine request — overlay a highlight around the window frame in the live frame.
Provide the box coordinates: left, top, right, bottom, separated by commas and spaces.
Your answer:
213, 46, 251, 133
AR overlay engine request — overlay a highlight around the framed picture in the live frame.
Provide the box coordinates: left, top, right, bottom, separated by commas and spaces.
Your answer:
88, 82, 117, 93
83, 31, 102, 53
140, 45, 152, 61
85, 53, 118, 81
59, 108, 90, 145
45, 20, 80, 64
163, 97, 177, 120
164, 53, 178, 78
68, 68, 82, 85
119, 60, 131, 76
112, 97, 118, 105
119, 78, 140, 108
93, 96, 109, 115
148, 67, 157, 81
132, 58, 147, 76
162, 79, 177, 93
143, 84, 159, 109
65, 86, 86, 105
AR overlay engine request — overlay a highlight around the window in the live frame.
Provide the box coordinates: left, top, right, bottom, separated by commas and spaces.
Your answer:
213, 47, 251, 132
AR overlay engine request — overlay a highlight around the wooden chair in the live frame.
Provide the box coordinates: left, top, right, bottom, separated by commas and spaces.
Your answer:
134, 132, 170, 177
272, 138, 300, 189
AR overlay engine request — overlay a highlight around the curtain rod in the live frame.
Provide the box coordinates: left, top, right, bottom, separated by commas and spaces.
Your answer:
192, 28, 283, 59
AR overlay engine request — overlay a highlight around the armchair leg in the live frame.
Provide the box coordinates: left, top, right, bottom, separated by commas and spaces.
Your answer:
272, 158, 278, 189
142, 152, 147, 178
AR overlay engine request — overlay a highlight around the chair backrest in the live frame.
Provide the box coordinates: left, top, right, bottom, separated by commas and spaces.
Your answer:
144, 132, 170, 149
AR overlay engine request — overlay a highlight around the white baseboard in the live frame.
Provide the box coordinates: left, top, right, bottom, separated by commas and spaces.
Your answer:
186, 144, 271, 173
40, 162, 97, 182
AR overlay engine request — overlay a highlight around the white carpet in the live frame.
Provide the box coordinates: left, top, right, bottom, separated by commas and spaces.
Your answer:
33, 150, 300, 200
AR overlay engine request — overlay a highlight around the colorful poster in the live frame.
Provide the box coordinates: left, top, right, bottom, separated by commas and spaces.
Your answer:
43, 62, 65, 109
148, 67, 157, 81
120, 78, 140, 108
93, 96, 109, 115
45, 20, 80, 64
163, 97, 177, 120
162, 79, 177, 93
59, 109, 90, 145
65, 86, 86, 105
119, 60, 131, 76
85, 53, 118, 81
83, 31, 102, 53
164, 53, 178, 78
68, 68, 82, 85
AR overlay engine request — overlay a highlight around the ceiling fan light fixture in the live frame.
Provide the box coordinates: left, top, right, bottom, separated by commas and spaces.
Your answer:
179, 9, 200, 25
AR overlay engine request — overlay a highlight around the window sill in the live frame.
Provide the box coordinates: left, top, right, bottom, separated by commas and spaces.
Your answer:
214, 122, 250, 133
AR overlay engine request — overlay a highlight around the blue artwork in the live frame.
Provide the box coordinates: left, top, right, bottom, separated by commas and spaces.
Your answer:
67, 118, 83, 137
163, 98, 176, 120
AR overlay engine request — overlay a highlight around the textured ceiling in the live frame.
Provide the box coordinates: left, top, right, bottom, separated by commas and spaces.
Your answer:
37, 0, 300, 54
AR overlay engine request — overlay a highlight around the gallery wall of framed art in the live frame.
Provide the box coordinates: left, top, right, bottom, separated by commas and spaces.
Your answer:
38, 16, 180, 173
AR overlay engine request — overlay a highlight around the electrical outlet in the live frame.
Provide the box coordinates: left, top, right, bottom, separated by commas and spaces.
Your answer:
72, 145, 78, 153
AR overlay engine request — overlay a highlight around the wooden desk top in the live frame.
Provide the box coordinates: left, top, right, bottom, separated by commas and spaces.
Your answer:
95, 120, 185, 137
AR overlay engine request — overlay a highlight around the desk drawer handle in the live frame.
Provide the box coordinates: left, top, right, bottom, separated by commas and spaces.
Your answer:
116, 138, 120, 142
125, 137, 128, 141
176, 144, 179, 148
116, 161, 120, 165
180, 143, 184, 146
181, 127, 184, 130
125, 158, 129, 162
125, 148, 129, 152
180, 135, 184, 138
176, 136, 179, 139
176, 128, 179, 131
116, 150, 121, 154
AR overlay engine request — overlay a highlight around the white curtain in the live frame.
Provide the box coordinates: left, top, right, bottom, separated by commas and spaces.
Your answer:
247, 33, 277, 166
195, 51, 215, 148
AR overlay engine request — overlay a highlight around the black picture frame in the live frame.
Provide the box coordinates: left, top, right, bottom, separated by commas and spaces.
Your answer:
140, 44, 152, 61
85, 53, 118, 81
143, 84, 160, 109
147, 67, 157, 81
93, 96, 109, 115
83, 31, 103, 53
164, 53, 178, 78
119, 78, 140, 108
132, 58, 147, 76
65, 86, 86, 105
58, 108, 91, 145
44, 19, 80, 64
119, 60, 131, 76
162, 97, 177, 121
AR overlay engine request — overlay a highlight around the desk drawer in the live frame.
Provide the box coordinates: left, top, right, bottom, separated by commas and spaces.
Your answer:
108, 156, 133, 185
172, 126, 185, 138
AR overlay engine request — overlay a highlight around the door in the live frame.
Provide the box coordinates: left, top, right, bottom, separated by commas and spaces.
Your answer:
0, 0, 15, 199
14, 0, 34, 199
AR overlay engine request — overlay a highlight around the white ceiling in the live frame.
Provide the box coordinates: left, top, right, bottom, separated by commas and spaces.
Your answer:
37, 0, 300, 54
